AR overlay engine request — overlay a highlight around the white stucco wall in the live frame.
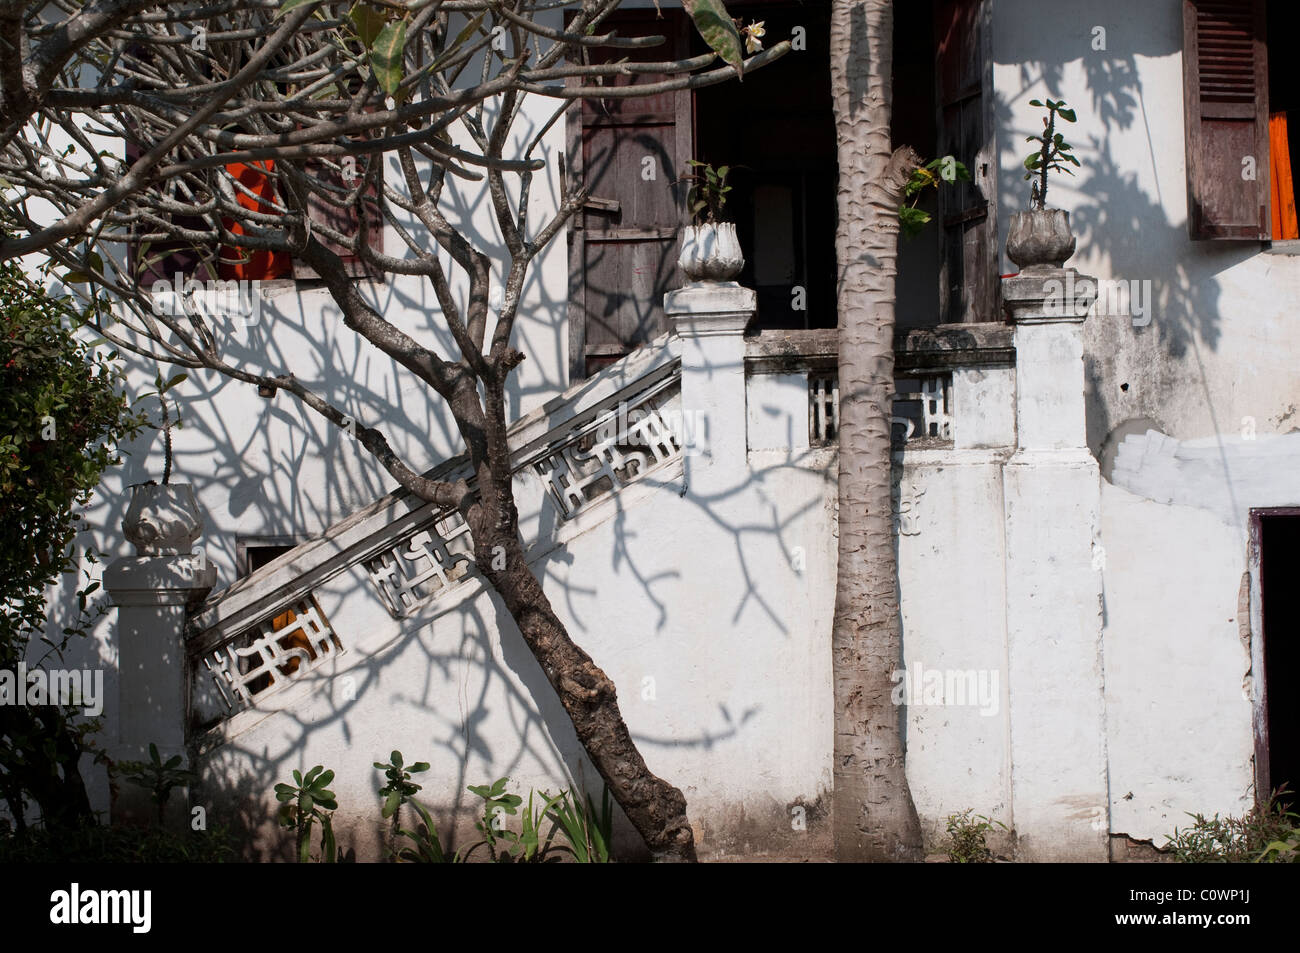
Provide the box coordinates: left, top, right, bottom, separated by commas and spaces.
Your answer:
994, 0, 1300, 460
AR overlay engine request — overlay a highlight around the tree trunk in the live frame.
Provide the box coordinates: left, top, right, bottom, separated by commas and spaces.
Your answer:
453, 377, 697, 862
828, 0, 924, 862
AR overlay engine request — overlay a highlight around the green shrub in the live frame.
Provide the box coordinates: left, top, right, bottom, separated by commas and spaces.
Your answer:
944, 809, 1008, 863
1166, 790, 1300, 863
0, 820, 236, 863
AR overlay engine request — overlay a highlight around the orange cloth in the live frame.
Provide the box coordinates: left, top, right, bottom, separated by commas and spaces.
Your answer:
1270, 112, 1299, 241
220, 161, 292, 280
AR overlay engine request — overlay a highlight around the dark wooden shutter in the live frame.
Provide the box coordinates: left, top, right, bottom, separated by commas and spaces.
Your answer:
1183, 0, 1270, 240
933, 0, 997, 324
123, 139, 211, 287
293, 155, 385, 280
565, 9, 692, 381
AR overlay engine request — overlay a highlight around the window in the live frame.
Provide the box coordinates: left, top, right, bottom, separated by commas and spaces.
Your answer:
126, 137, 385, 286
1182, 0, 1298, 241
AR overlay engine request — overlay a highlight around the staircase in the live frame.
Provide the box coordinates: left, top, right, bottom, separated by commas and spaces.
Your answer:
185, 334, 685, 749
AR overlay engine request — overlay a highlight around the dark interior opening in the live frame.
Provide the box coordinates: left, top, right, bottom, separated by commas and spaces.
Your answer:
1259, 512, 1300, 809
691, 2, 937, 331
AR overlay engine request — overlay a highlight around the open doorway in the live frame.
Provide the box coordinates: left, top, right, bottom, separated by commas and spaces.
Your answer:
1252, 509, 1300, 809
690, 0, 941, 332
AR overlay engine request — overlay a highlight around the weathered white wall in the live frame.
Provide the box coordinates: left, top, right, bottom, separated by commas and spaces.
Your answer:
1100, 480, 1254, 844
993, 0, 1300, 461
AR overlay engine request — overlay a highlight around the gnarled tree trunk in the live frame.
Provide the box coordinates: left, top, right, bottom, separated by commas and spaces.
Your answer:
457, 377, 697, 862
829, 0, 925, 862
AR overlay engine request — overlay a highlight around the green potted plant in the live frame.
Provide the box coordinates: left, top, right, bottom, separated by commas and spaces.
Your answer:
678, 159, 743, 282
1007, 98, 1081, 272
122, 372, 202, 555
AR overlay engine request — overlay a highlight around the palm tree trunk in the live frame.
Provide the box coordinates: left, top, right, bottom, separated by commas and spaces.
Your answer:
829, 0, 925, 862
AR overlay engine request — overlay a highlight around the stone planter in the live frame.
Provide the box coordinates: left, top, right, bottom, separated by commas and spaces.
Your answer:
122, 483, 203, 556
679, 222, 744, 282
1006, 208, 1077, 273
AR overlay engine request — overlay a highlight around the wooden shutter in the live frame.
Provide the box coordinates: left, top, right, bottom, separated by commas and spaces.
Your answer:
293, 155, 385, 280
565, 9, 692, 381
1183, 0, 1270, 240
220, 160, 292, 281
933, 0, 997, 324
124, 139, 211, 286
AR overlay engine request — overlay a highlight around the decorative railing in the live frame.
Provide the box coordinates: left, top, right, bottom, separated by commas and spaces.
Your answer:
186, 339, 683, 731
191, 595, 343, 724
750, 324, 1013, 451
808, 371, 954, 447
188, 322, 1014, 735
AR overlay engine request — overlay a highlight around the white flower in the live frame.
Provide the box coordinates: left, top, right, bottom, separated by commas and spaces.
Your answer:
743, 21, 765, 55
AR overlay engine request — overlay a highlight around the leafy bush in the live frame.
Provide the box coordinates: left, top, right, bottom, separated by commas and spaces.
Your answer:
275, 765, 340, 863
0, 256, 146, 832
464, 775, 614, 863
944, 809, 1009, 863
1165, 790, 1300, 863
114, 742, 198, 827
0, 820, 236, 863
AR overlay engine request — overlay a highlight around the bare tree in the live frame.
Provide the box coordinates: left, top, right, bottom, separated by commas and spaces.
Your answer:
828, 0, 924, 861
0, 0, 787, 861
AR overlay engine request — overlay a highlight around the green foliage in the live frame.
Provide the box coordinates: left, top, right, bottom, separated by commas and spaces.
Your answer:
0, 258, 145, 648
1165, 789, 1300, 863
0, 256, 145, 832
114, 743, 197, 827
0, 820, 237, 862
1023, 98, 1080, 209
682, 159, 735, 225
275, 765, 340, 863
683, 0, 746, 78
944, 809, 1009, 863
464, 776, 613, 863
374, 749, 460, 862
546, 785, 614, 863
899, 155, 970, 239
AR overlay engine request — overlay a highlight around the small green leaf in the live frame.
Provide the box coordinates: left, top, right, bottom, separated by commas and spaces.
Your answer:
370, 18, 408, 96
1057, 107, 1076, 122
683, 0, 746, 79
350, 2, 387, 47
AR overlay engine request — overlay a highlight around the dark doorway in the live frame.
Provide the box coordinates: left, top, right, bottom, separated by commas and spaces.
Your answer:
1255, 510, 1300, 809
691, 1, 939, 331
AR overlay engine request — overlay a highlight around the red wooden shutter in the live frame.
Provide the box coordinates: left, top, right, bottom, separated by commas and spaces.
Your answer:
219, 160, 292, 281
933, 0, 997, 324
565, 9, 692, 381
1183, 0, 1270, 240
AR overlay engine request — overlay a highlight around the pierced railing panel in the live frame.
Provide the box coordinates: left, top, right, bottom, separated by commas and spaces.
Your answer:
192, 595, 342, 724
188, 343, 686, 731
891, 374, 953, 442
365, 510, 473, 619
807, 372, 954, 447
809, 374, 839, 447
532, 378, 683, 519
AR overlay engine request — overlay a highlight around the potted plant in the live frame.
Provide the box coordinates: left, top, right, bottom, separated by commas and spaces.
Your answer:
122, 373, 203, 556
678, 159, 744, 283
1007, 99, 1081, 273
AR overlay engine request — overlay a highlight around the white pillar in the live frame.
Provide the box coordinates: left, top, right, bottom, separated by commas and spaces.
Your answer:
664, 281, 756, 496
106, 487, 216, 828
1001, 269, 1109, 861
